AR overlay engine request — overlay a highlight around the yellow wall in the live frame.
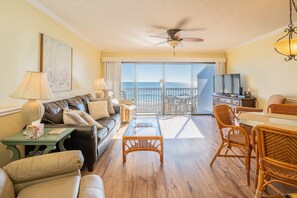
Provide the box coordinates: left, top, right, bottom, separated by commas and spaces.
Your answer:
226, 32, 297, 108
0, 0, 101, 167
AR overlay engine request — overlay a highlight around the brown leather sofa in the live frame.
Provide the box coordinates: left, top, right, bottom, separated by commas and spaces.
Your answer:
40, 93, 120, 171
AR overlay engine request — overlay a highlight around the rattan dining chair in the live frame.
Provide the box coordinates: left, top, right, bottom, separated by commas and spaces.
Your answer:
268, 104, 297, 115
253, 125, 297, 198
211, 104, 253, 185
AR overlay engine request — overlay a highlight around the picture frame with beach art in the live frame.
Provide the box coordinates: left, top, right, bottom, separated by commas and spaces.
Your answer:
40, 33, 72, 92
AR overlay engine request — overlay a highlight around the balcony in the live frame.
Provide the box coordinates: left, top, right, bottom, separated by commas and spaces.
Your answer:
122, 88, 198, 114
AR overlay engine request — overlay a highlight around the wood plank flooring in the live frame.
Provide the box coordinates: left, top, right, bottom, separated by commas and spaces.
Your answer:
91, 115, 257, 198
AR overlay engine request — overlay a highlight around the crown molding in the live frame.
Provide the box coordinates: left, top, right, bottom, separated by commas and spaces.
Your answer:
26, 0, 98, 50
102, 56, 226, 63
226, 21, 297, 52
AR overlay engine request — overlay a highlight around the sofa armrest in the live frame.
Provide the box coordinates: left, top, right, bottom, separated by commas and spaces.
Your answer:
3, 151, 83, 183
235, 106, 263, 114
45, 124, 97, 139
79, 175, 105, 198
113, 105, 121, 114
43, 124, 98, 171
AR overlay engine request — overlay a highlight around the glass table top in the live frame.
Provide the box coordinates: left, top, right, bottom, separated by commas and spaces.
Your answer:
124, 116, 162, 137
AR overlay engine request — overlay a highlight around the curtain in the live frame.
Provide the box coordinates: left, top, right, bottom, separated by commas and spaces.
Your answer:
215, 62, 226, 75
104, 61, 122, 98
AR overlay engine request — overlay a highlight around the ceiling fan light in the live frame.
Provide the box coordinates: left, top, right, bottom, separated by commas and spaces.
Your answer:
168, 40, 180, 47
274, 38, 297, 56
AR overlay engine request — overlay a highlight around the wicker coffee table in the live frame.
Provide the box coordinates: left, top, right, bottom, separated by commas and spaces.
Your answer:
122, 116, 163, 164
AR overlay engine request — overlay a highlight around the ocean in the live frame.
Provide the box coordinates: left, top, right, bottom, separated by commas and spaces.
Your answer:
122, 82, 195, 89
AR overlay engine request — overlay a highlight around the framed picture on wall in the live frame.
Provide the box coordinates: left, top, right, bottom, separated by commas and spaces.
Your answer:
40, 33, 72, 92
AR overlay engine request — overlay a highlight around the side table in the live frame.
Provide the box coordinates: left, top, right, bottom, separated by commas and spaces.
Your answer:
0, 128, 74, 160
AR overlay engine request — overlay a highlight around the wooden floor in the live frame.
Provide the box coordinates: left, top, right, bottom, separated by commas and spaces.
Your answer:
91, 115, 257, 198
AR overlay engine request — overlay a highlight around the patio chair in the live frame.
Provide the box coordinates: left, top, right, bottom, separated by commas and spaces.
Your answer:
165, 95, 180, 114
211, 104, 254, 185
253, 125, 297, 198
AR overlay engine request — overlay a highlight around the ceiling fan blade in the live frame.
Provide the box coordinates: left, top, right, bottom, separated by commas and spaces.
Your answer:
149, 35, 169, 39
176, 18, 190, 28
174, 30, 186, 39
183, 37, 204, 42
151, 25, 169, 30
154, 41, 168, 46
182, 27, 206, 31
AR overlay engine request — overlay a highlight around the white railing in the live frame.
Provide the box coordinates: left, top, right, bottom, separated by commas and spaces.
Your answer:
122, 88, 198, 114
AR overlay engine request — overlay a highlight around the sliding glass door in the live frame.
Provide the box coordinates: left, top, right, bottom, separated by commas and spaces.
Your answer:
164, 63, 192, 114
121, 62, 215, 115
136, 63, 163, 114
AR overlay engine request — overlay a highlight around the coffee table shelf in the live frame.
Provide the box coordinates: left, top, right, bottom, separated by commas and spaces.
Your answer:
122, 117, 163, 164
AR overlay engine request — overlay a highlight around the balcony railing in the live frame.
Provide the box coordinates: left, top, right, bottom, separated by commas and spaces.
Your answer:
122, 88, 198, 114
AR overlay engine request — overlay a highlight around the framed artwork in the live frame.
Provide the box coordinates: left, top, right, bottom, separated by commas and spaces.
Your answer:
40, 33, 72, 92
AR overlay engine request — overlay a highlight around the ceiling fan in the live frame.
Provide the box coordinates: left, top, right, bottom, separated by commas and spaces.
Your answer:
150, 29, 204, 56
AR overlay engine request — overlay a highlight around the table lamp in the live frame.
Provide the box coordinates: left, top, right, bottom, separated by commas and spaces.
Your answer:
94, 78, 108, 98
10, 71, 54, 126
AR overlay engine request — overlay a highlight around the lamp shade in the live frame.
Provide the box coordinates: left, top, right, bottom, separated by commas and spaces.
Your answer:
274, 38, 297, 56
11, 71, 53, 100
94, 78, 108, 90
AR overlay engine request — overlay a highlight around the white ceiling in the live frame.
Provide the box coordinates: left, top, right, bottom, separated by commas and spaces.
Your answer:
33, 0, 296, 52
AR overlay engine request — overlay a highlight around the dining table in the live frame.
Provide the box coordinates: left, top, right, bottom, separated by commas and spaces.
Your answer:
175, 95, 191, 113
237, 111, 297, 130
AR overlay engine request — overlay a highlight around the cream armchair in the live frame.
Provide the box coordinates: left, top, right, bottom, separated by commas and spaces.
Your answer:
0, 151, 104, 198
119, 99, 136, 123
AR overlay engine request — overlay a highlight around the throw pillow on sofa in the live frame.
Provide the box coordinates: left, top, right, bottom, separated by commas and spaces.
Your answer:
63, 109, 103, 129
90, 96, 115, 115
63, 109, 89, 125
87, 101, 110, 120
75, 110, 103, 129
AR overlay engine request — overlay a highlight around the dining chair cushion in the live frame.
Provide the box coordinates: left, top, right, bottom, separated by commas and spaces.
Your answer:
263, 94, 286, 113
225, 134, 253, 145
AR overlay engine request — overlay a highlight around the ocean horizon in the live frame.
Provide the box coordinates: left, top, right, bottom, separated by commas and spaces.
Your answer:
122, 82, 196, 89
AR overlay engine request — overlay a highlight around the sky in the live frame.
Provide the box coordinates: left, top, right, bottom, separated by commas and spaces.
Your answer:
121, 63, 210, 83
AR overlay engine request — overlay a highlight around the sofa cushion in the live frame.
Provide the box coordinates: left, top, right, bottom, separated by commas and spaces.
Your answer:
88, 101, 110, 120
78, 94, 93, 113
0, 168, 15, 198
97, 127, 108, 143
79, 175, 105, 198
97, 118, 115, 131
106, 114, 120, 123
17, 176, 80, 198
67, 97, 86, 112
42, 100, 69, 124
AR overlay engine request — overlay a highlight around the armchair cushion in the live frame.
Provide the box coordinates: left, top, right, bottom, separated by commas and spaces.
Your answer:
17, 176, 80, 198
3, 151, 84, 183
0, 169, 15, 198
